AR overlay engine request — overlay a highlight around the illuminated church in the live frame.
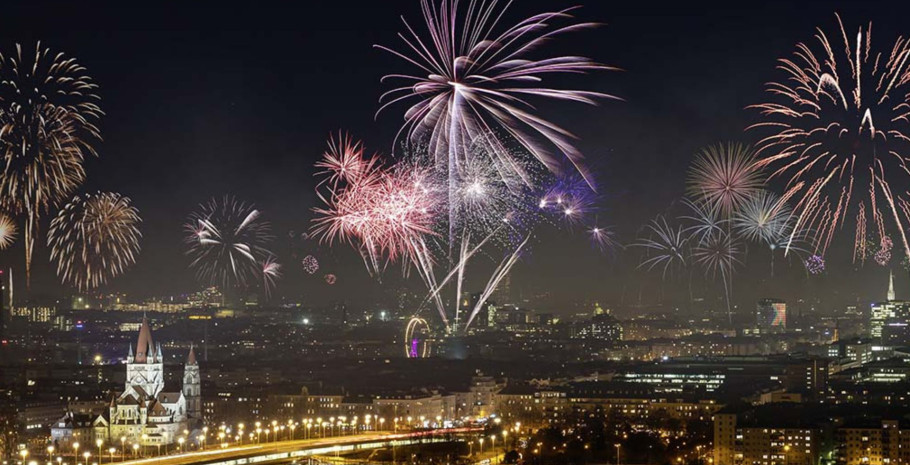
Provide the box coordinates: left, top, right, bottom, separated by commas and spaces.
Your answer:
51, 317, 202, 446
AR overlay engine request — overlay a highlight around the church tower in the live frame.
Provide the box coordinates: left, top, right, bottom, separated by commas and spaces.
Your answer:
183, 345, 202, 422
125, 316, 164, 397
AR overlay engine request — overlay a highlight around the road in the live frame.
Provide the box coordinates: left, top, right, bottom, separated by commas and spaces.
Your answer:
112, 428, 479, 465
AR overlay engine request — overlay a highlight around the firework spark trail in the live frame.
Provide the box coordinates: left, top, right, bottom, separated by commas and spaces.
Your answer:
416, 224, 507, 330
749, 13, 910, 261
184, 196, 274, 290
261, 256, 281, 299
465, 234, 530, 329
692, 230, 742, 324
47, 192, 140, 291
376, 0, 616, 248
0, 43, 102, 285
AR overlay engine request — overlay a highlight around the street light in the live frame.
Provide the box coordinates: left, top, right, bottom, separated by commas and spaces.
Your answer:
73, 442, 80, 462
96, 439, 103, 461
108, 447, 116, 464
616, 443, 622, 465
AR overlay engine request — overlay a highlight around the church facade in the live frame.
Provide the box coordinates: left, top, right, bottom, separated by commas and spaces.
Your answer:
51, 317, 202, 446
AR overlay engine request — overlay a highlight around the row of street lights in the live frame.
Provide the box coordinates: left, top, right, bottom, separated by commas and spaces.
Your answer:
23, 412, 456, 464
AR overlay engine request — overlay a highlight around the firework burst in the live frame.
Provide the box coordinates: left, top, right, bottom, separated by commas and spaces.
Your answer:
184, 196, 274, 290
680, 199, 726, 246
312, 134, 440, 276
0, 213, 17, 250
0, 43, 102, 284
686, 143, 764, 217
589, 225, 619, 254
692, 231, 743, 278
634, 215, 689, 278
805, 254, 826, 275
445, 140, 539, 244
539, 171, 599, 229
47, 192, 140, 291
302, 255, 320, 275
749, 14, 910, 260
376, 0, 616, 215
732, 190, 792, 244
875, 236, 893, 266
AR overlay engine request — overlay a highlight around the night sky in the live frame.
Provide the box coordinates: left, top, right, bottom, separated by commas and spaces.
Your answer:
2, 0, 907, 312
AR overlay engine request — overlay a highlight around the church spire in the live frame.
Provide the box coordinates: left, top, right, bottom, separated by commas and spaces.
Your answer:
889, 270, 896, 301
135, 316, 155, 363
187, 344, 197, 365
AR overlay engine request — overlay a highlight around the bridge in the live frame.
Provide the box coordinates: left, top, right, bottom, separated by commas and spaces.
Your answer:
112, 428, 480, 465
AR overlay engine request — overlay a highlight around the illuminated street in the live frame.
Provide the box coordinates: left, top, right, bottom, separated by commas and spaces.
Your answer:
96, 429, 479, 465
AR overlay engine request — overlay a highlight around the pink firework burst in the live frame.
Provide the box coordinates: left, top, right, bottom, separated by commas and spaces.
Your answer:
311, 134, 440, 275
324, 274, 337, 285
875, 236, 893, 266
301, 255, 319, 275
315, 132, 375, 189
749, 14, 910, 260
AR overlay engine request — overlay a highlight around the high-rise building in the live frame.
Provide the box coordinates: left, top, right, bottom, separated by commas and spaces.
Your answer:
491, 274, 511, 305
461, 292, 495, 329
756, 298, 787, 331
870, 271, 910, 340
